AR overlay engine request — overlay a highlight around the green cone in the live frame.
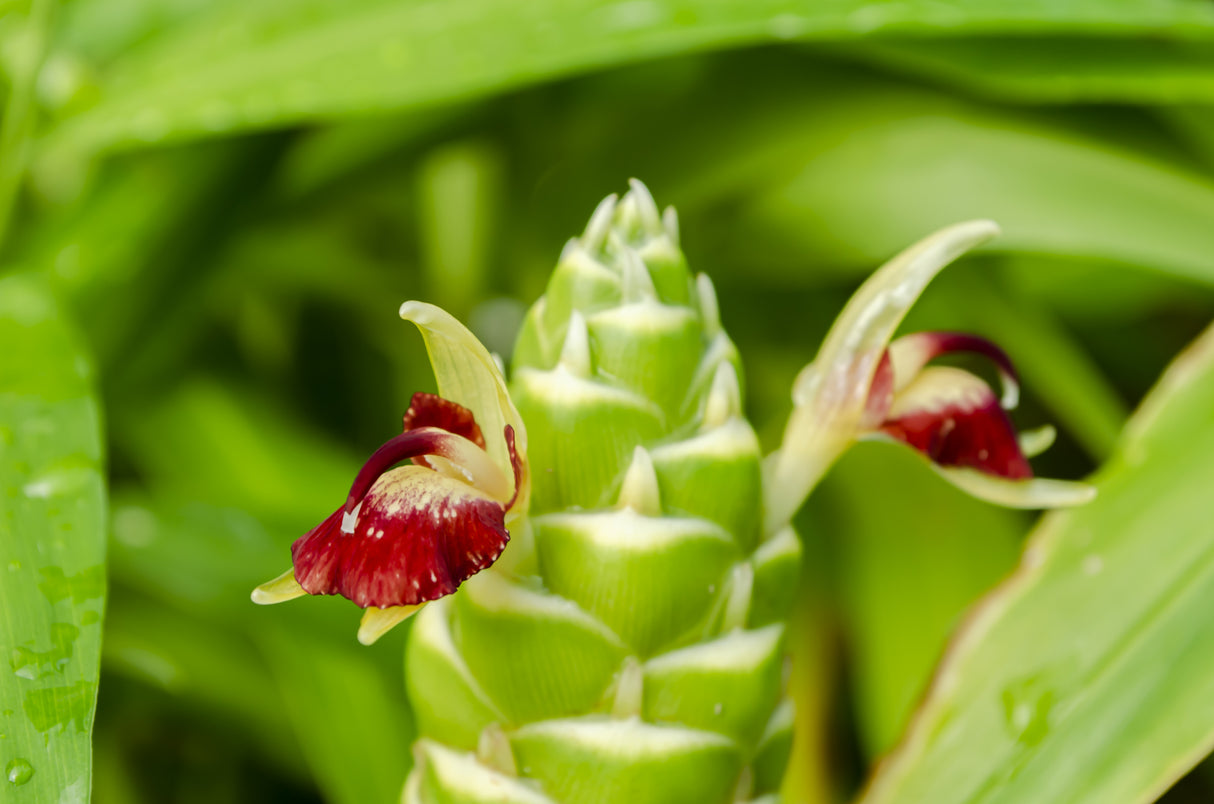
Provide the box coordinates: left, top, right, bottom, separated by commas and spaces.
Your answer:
405, 181, 801, 804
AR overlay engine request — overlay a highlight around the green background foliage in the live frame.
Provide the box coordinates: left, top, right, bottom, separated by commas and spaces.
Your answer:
1, 0, 1213, 802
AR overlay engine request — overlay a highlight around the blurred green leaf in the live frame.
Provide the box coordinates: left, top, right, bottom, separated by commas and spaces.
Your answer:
262, 625, 415, 804
0, 274, 105, 803
726, 90, 1214, 286
823, 442, 1025, 758
107, 492, 417, 803
101, 590, 303, 775
842, 37, 1214, 104
38, 0, 1214, 156
863, 323, 1214, 804
116, 380, 358, 526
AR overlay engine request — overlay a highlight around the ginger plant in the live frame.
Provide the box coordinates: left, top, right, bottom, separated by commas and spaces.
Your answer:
254, 181, 1091, 804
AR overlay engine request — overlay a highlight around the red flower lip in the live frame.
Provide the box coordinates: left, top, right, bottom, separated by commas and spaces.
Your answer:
867, 332, 1032, 480
293, 394, 523, 610
254, 392, 526, 644
766, 220, 1094, 526
254, 301, 530, 644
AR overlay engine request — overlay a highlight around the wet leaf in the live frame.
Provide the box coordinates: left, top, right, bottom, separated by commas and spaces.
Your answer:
863, 323, 1214, 804
0, 275, 106, 804
40, 0, 1214, 156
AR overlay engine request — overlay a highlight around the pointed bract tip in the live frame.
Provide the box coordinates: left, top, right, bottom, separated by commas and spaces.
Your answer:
627, 178, 662, 234
662, 206, 679, 244
704, 361, 742, 430
696, 273, 721, 337
357, 604, 424, 645
617, 445, 661, 516
477, 723, 518, 777
721, 562, 754, 632
252, 568, 307, 605
583, 193, 619, 251
612, 657, 645, 719
620, 245, 658, 303
558, 311, 592, 377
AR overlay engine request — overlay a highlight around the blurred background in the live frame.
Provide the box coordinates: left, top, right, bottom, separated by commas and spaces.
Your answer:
4, 1, 1214, 802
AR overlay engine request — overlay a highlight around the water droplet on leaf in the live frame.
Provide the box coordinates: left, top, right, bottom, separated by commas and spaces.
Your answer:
1001, 674, 1055, 746
6, 757, 33, 785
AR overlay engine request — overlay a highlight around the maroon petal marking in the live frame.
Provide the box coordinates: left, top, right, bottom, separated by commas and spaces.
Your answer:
889, 331, 1019, 405
504, 424, 523, 511
879, 367, 1032, 479
403, 392, 485, 446
292, 466, 509, 608
343, 426, 507, 515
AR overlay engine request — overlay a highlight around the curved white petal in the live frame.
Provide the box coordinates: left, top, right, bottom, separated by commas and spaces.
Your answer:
764, 221, 1000, 532
931, 465, 1096, 509
251, 567, 306, 605
400, 301, 529, 510
358, 604, 424, 645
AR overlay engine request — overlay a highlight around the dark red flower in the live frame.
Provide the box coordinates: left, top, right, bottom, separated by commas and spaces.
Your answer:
254, 301, 530, 644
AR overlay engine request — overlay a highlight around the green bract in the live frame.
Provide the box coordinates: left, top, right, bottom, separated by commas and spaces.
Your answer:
403, 181, 797, 803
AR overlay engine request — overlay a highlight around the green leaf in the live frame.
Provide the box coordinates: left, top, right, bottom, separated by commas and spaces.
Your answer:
40, 0, 1214, 156
730, 90, 1214, 287
821, 441, 1024, 757
0, 275, 105, 803
261, 625, 415, 804
862, 323, 1214, 804
842, 37, 1214, 104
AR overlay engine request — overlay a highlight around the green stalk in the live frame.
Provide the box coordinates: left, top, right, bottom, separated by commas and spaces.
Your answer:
403, 182, 801, 803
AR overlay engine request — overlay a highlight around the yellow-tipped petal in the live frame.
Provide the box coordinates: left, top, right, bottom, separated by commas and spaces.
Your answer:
358, 604, 424, 645
932, 465, 1097, 509
764, 221, 1000, 532
251, 568, 307, 605
400, 301, 529, 511
1019, 425, 1057, 458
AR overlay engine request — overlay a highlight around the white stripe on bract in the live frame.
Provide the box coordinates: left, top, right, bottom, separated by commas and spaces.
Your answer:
513, 716, 737, 755
764, 221, 1000, 533
411, 599, 504, 718
535, 509, 734, 553
415, 739, 555, 803
644, 624, 784, 674
461, 570, 627, 646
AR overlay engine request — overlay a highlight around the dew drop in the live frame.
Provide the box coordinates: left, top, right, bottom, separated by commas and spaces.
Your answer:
6, 757, 33, 786
1081, 554, 1104, 576
1000, 675, 1055, 747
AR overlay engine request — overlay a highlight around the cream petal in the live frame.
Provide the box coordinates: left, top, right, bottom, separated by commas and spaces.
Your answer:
764, 221, 1000, 531
400, 301, 529, 509
931, 465, 1097, 509
358, 605, 425, 645
1019, 425, 1057, 458
251, 567, 307, 605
